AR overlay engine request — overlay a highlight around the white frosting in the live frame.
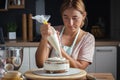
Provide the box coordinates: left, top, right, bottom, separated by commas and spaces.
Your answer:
47, 57, 66, 61
44, 63, 69, 71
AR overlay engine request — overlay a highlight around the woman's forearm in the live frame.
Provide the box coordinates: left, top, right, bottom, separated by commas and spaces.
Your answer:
61, 49, 79, 68
61, 48, 89, 69
36, 38, 50, 68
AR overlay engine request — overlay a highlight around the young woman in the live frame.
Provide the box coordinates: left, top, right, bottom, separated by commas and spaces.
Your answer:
36, 0, 95, 70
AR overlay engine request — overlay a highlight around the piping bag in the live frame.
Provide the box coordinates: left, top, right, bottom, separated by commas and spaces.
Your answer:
32, 15, 62, 57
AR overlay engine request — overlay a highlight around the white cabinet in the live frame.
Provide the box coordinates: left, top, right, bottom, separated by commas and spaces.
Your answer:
19, 47, 38, 73
87, 46, 117, 79
19, 47, 30, 73
95, 46, 117, 79
29, 47, 38, 69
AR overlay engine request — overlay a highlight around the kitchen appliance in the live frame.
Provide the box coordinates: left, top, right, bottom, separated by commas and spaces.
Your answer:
6, 47, 23, 71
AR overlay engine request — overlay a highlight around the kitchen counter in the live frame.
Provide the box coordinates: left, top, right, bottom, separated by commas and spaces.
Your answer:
95, 40, 120, 46
88, 73, 115, 80
0, 40, 119, 47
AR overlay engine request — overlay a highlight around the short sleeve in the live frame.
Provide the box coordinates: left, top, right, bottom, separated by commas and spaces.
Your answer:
78, 33, 95, 63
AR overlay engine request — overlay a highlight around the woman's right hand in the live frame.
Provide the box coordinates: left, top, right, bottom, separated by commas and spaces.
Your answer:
40, 23, 53, 40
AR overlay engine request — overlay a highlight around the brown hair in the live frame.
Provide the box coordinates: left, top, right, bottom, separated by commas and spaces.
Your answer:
60, 0, 86, 15
60, 0, 87, 27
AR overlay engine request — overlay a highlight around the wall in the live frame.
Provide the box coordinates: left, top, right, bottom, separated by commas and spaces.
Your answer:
111, 0, 120, 40
35, 0, 45, 35
44, 0, 63, 26
111, 1, 120, 78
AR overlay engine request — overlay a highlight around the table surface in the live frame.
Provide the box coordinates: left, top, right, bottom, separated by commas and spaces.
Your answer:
24, 68, 87, 80
88, 73, 115, 80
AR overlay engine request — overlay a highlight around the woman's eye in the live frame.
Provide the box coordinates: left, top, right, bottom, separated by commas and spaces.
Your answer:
73, 17, 79, 20
72, 18, 77, 20
64, 17, 69, 19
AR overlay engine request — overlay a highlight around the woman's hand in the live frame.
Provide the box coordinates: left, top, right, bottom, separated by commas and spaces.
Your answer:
40, 23, 53, 39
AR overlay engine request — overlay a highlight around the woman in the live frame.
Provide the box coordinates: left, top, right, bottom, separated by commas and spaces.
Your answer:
36, 0, 95, 70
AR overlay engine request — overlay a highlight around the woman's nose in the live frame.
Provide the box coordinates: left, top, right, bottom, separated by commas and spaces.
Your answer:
68, 19, 74, 26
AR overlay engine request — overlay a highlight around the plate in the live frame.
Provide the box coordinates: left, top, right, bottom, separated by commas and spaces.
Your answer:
32, 68, 81, 76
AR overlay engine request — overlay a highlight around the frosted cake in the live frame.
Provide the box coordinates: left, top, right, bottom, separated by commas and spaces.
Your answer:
43, 57, 69, 73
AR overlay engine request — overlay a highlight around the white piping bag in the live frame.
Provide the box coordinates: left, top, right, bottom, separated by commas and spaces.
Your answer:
32, 15, 62, 57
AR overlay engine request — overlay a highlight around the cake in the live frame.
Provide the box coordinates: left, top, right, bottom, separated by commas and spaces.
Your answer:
43, 57, 69, 73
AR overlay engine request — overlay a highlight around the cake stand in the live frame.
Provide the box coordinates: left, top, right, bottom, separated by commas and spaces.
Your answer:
24, 68, 87, 80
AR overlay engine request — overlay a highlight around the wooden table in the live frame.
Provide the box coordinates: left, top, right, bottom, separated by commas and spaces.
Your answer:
88, 73, 115, 80
24, 68, 87, 80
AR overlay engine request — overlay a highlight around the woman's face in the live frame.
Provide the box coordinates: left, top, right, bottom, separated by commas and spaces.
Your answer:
62, 8, 85, 31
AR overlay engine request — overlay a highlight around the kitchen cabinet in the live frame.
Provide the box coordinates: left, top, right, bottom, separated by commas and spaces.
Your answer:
19, 47, 38, 73
29, 47, 38, 69
95, 46, 116, 79
87, 46, 117, 79
19, 47, 29, 73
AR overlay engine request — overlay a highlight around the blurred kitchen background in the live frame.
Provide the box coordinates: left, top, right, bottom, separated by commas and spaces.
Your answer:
0, 0, 120, 80
0, 0, 120, 40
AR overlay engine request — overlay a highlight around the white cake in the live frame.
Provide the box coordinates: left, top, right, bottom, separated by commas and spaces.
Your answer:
43, 57, 69, 73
